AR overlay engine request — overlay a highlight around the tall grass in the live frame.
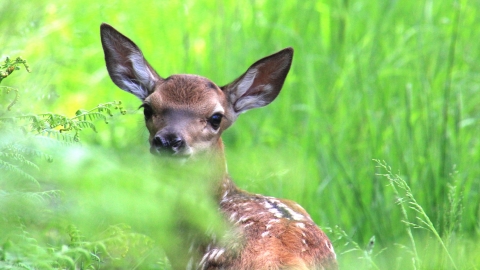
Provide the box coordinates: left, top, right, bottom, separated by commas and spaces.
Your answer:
1, 0, 480, 269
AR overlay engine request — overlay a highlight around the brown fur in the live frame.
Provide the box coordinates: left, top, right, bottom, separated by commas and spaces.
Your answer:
201, 177, 337, 269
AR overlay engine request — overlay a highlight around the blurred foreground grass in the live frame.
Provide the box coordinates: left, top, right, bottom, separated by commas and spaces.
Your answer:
2, 0, 480, 269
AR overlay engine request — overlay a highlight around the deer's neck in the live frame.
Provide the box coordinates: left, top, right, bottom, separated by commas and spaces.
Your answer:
211, 138, 239, 202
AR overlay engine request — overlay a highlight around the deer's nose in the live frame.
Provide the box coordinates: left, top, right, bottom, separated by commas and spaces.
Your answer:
151, 133, 185, 155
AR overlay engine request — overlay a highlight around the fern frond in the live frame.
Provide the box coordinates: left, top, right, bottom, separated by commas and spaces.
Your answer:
27, 191, 62, 202
0, 152, 39, 171
0, 159, 39, 185
0, 56, 30, 84
74, 120, 98, 132
2, 141, 54, 162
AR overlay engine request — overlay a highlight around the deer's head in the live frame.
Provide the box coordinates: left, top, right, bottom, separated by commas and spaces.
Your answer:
100, 23, 293, 162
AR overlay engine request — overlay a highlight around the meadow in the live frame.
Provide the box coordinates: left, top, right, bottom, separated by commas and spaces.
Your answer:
1, 0, 479, 269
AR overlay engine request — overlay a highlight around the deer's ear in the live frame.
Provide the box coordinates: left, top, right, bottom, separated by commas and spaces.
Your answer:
221, 47, 293, 115
100, 23, 163, 100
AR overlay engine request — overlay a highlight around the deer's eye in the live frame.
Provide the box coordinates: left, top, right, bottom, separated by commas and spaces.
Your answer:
141, 104, 153, 120
208, 113, 223, 130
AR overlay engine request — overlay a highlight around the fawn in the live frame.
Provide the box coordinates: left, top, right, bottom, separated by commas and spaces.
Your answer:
100, 23, 337, 270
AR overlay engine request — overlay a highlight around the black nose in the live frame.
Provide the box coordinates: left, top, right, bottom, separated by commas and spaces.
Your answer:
151, 133, 185, 155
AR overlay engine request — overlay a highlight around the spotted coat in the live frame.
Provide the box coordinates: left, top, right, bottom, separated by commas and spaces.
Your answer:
200, 177, 337, 270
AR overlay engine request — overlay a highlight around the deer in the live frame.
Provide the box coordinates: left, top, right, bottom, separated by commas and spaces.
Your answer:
100, 23, 337, 270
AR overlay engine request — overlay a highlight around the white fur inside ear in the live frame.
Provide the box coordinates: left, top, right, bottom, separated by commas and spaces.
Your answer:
111, 66, 147, 100
110, 53, 156, 100
232, 68, 257, 101
130, 54, 156, 86
123, 54, 156, 99
234, 84, 273, 112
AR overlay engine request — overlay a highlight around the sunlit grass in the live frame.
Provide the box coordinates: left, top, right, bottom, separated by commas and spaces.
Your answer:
1, 0, 480, 269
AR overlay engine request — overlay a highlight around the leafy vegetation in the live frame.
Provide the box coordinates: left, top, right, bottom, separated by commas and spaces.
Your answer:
0, 58, 153, 269
1, 0, 480, 269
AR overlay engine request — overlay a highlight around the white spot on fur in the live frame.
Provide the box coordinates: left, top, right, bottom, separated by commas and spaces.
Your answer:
326, 241, 336, 258
199, 253, 208, 265
213, 248, 225, 260
235, 216, 252, 224
285, 209, 305, 221
243, 221, 254, 228
229, 212, 238, 222
200, 248, 225, 266
262, 201, 273, 209
261, 231, 270, 238
270, 209, 283, 218
295, 222, 306, 229
220, 189, 230, 202
262, 198, 306, 221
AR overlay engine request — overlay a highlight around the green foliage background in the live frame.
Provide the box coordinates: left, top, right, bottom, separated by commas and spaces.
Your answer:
1, 0, 480, 269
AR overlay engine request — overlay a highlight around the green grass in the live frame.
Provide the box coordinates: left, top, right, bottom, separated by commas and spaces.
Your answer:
1, 0, 480, 269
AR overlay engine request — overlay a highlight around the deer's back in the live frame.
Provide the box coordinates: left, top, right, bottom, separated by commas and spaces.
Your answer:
201, 188, 337, 270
